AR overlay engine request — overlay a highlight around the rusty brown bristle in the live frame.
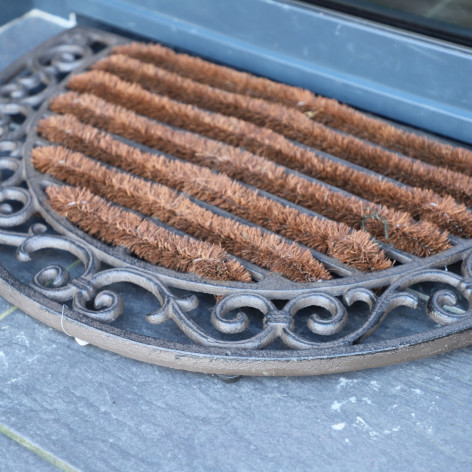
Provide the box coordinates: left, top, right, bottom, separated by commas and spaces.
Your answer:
85, 59, 472, 206
70, 64, 472, 234
113, 42, 472, 176
34, 41, 472, 282
37, 114, 391, 271
45, 185, 252, 282
34, 146, 330, 282
48, 93, 450, 257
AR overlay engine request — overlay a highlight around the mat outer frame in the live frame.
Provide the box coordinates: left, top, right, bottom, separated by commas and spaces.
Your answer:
1, 26, 472, 375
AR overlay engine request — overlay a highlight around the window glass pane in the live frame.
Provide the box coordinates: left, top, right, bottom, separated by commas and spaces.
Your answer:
302, 0, 472, 45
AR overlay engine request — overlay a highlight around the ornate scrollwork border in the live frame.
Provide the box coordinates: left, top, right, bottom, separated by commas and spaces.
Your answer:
1, 26, 472, 375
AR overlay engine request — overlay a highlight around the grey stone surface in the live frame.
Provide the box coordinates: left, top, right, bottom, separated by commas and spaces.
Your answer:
0, 10, 73, 72
0, 432, 58, 472
2, 308, 472, 471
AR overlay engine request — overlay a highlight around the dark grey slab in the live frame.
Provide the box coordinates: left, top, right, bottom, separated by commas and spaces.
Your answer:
0, 433, 59, 472
2, 308, 472, 471
0, 10, 74, 72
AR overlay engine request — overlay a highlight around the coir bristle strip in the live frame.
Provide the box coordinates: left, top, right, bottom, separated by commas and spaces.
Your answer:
46, 185, 252, 282
48, 93, 451, 257
114, 42, 472, 176
37, 114, 391, 272
34, 146, 330, 282
73, 64, 472, 234
86, 58, 472, 206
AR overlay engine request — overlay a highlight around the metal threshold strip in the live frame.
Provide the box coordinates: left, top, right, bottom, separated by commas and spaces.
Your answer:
1, 25, 472, 376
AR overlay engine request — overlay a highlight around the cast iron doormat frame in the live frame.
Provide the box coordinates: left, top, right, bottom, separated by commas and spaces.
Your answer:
1, 26, 472, 376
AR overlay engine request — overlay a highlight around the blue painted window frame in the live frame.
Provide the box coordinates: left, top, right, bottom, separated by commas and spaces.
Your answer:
31, 0, 472, 144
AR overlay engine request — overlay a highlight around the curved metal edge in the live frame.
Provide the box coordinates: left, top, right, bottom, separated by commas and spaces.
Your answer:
19, 26, 472, 298
3, 25, 472, 375
2, 267, 471, 376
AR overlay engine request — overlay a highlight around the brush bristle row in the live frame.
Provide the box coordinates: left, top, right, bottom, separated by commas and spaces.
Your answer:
46, 186, 252, 282
37, 114, 391, 272
71, 64, 472, 234
34, 146, 331, 282
47, 93, 450, 257
32, 40, 472, 282
113, 42, 472, 176
89, 57, 472, 207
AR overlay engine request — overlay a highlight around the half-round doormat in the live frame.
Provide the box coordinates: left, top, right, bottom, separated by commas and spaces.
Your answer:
1, 26, 472, 375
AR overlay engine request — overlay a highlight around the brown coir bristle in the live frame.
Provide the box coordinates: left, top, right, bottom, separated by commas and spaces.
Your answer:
46, 95, 450, 257
37, 114, 391, 272
45, 185, 251, 282
71, 67, 472, 207
301, 98, 472, 178
114, 42, 472, 175
34, 146, 330, 282
75, 63, 472, 234
113, 42, 314, 107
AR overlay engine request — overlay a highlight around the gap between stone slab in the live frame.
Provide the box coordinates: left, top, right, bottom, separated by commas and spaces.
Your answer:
0, 423, 78, 472
0, 305, 17, 321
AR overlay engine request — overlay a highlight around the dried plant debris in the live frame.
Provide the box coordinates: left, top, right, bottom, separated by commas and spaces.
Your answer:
34, 40, 472, 282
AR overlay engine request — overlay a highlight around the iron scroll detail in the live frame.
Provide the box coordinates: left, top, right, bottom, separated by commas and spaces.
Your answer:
0, 25, 472, 375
